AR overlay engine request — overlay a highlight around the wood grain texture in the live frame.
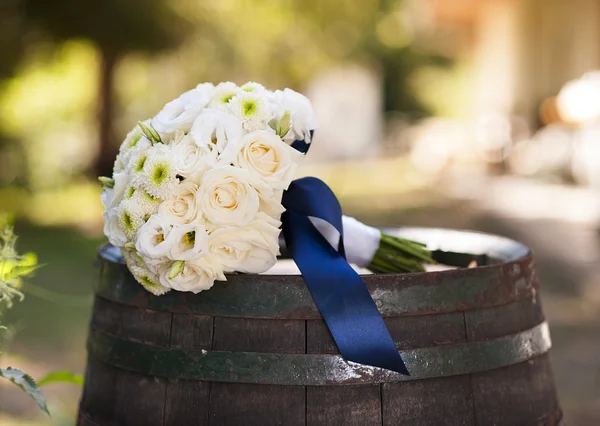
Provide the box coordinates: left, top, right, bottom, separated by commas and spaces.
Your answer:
213, 317, 305, 353
92, 296, 172, 346
169, 313, 213, 349
112, 367, 167, 426
306, 385, 382, 426
471, 354, 559, 426
382, 375, 475, 426
307, 312, 466, 354
465, 294, 544, 341
78, 356, 116, 425
164, 379, 210, 426
209, 383, 305, 426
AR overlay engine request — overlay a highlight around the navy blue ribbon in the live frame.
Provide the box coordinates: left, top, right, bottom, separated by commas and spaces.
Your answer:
281, 177, 409, 374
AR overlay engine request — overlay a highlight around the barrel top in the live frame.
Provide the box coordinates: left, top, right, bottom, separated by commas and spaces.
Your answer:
96, 227, 537, 318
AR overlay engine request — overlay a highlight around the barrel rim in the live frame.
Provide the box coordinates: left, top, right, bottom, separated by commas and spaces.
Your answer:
95, 227, 538, 318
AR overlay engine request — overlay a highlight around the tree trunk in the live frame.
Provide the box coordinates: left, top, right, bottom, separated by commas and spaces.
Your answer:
94, 48, 119, 178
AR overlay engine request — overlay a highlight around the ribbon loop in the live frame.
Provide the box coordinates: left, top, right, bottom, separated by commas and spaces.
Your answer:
282, 177, 409, 375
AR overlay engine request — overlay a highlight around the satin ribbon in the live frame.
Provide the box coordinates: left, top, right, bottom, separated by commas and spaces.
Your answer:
281, 177, 409, 374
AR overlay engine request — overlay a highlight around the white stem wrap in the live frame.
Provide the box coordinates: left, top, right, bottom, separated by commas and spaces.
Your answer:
307, 215, 381, 268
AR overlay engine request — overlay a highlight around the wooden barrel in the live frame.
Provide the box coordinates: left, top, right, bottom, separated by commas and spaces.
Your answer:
77, 228, 562, 426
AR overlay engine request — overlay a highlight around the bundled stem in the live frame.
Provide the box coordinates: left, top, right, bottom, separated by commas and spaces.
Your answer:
368, 233, 435, 273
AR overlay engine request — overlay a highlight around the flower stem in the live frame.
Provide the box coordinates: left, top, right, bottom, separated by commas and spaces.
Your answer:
368, 232, 435, 274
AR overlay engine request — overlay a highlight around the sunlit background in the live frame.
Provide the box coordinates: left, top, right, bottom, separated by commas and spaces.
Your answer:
1, 0, 600, 424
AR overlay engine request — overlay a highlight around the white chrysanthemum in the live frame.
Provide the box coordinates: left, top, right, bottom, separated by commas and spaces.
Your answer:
269, 88, 317, 143
114, 125, 145, 173
228, 91, 273, 132
130, 262, 170, 296
117, 198, 147, 240
241, 81, 266, 93
130, 189, 161, 219
132, 144, 179, 199
208, 82, 240, 111
152, 88, 212, 138
189, 109, 244, 155
135, 214, 174, 259
207, 213, 281, 273
158, 180, 203, 224
116, 134, 152, 174
171, 134, 217, 180
158, 257, 225, 293
165, 223, 209, 261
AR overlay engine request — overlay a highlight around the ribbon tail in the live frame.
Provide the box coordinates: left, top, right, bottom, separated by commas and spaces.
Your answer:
282, 179, 409, 375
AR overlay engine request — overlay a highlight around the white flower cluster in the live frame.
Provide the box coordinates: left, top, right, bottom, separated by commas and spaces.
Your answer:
101, 82, 316, 295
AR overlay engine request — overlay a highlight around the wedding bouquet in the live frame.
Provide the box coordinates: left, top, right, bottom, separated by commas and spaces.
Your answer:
100, 82, 433, 296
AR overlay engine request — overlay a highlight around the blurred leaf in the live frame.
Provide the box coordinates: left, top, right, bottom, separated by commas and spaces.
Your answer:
37, 370, 84, 387
0, 367, 49, 415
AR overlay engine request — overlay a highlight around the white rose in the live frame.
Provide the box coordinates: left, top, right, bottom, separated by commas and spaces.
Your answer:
270, 88, 317, 143
158, 257, 226, 293
198, 165, 273, 226
171, 134, 217, 179
220, 130, 303, 190
208, 213, 281, 273
103, 208, 128, 247
135, 214, 174, 259
189, 108, 244, 155
158, 181, 203, 224
152, 88, 212, 136
165, 223, 209, 261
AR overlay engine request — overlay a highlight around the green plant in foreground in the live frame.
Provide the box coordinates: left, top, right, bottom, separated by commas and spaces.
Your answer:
0, 219, 83, 416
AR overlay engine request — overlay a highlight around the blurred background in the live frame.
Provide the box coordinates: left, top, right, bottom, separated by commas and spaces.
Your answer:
1, 0, 599, 424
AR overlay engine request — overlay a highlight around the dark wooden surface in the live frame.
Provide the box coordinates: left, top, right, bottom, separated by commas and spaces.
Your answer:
78, 231, 562, 425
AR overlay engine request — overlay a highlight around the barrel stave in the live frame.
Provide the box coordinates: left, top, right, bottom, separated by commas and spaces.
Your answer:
382, 375, 475, 426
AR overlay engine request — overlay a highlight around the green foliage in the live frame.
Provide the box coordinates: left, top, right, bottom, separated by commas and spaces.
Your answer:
0, 367, 49, 415
38, 370, 84, 387
0, 219, 40, 311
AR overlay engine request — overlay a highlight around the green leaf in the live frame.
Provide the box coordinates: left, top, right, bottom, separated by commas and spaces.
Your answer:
37, 370, 84, 387
0, 367, 49, 415
138, 121, 162, 144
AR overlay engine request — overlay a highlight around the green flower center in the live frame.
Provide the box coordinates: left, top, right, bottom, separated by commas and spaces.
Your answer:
122, 211, 133, 230
243, 101, 257, 116
134, 156, 147, 172
221, 94, 235, 104
152, 164, 168, 184
125, 187, 135, 199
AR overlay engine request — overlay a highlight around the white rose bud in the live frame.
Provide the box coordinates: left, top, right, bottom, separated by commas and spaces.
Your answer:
198, 165, 273, 226
220, 130, 303, 190
208, 213, 281, 273
158, 257, 226, 293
